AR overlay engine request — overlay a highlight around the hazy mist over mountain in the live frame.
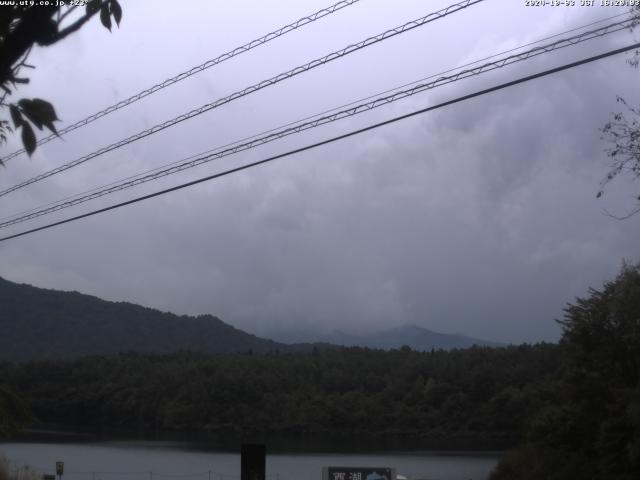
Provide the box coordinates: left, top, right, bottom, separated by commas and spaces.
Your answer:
269, 324, 504, 350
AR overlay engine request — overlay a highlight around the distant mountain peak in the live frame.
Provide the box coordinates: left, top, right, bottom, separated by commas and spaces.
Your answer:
321, 323, 504, 351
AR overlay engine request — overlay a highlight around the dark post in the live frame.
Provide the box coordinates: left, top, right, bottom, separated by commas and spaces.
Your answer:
240, 444, 265, 480
55, 462, 64, 480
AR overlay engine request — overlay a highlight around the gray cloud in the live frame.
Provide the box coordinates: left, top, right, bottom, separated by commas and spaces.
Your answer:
1, 0, 640, 344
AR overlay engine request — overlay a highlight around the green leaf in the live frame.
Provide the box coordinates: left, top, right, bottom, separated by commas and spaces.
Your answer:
44, 120, 59, 136
86, 0, 101, 15
9, 104, 23, 128
30, 98, 59, 121
100, 4, 112, 31
18, 98, 59, 134
110, 0, 122, 26
19, 101, 43, 130
21, 122, 36, 156
32, 99, 60, 135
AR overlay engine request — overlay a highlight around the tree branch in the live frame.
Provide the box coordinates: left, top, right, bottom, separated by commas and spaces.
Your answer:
41, 8, 97, 46
0, 6, 60, 80
56, 6, 78, 26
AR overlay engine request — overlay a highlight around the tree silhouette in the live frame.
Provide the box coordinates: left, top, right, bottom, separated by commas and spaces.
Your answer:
0, 0, 122, 163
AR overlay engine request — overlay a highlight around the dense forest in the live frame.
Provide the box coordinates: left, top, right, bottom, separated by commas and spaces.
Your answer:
0, 343, 560, 443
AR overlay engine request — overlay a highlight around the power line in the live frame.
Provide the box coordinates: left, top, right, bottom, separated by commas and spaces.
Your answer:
1, 41, 637, 244
0, 0, 362, 163
0, 0, 485, 198
0, 15, 634, 229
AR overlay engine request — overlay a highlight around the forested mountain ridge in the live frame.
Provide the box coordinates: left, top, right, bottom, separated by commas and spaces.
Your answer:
0, 277, 285, 360
0, 277, 502, 361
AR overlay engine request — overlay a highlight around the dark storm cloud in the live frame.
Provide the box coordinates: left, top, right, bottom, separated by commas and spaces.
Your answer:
1, 0, 639, 344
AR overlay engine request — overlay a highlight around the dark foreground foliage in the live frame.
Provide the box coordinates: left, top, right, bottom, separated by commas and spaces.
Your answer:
0, 343, 561, 442
490, 263, 640, 480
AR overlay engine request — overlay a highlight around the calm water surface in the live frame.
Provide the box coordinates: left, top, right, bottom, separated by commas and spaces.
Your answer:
0, 439, 500, 480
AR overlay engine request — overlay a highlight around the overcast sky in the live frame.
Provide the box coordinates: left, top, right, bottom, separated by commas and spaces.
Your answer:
1, 0, 639, 344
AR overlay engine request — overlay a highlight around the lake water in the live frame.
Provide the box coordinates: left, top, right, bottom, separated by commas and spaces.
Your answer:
0, 438, 500, 480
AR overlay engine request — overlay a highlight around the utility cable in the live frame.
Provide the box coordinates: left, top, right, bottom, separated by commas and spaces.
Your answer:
0, 0, 362, 163
1, 41, 638, 243
0, 16, 634, 229
0, 0, 485, 198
